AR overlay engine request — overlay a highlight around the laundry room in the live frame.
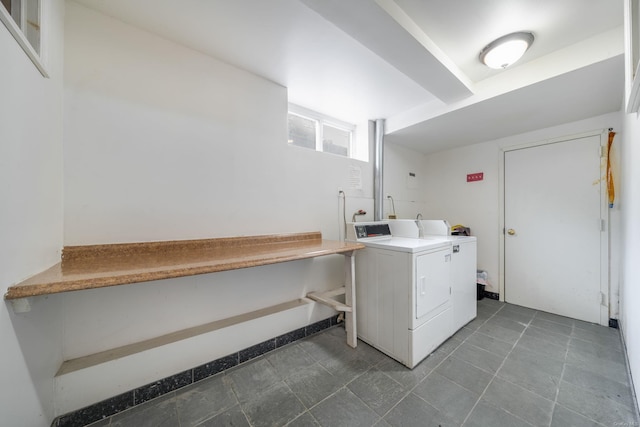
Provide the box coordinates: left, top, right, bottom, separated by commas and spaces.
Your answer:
2, 1, 640, 426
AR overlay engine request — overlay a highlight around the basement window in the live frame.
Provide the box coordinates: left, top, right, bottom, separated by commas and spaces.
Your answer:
288, 104, 355, 158
0, 0, 47, 77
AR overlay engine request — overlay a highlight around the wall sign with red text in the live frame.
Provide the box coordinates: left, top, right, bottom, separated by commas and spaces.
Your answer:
467, 172, 484, 182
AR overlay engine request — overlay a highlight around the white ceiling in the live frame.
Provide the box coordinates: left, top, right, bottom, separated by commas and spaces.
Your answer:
394, 0, 623, 83
71, 0, 625, 154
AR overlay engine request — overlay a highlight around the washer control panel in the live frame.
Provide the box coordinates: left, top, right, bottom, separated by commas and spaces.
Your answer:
354, 223, 392, 239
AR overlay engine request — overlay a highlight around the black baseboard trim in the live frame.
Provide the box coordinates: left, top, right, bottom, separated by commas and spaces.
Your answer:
483, 291, 500, 301
52, 315, 340, 427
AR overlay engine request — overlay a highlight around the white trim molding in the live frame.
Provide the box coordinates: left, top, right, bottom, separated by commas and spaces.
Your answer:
0, 0, 48, 77
625, 0, 640, 113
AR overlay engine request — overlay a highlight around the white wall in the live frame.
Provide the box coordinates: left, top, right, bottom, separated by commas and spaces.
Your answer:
422, 141, 500, 291
2, 0, 633, 422
60, 2, 374, 414
620, 111, 640, 408
618, 1, 640, 408
0, 1, 65, 425
415, 112, 621, 294
63, 3, 373, 245
383, 143, 428, 219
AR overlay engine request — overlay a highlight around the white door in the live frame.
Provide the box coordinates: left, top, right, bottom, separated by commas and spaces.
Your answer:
504, 135, 604, 324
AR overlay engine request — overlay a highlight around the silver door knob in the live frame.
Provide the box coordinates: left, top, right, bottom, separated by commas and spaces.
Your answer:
507, 229, 516, 235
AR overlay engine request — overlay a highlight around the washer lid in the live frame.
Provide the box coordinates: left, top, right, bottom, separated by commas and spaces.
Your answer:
362, 236, 451, 253
443, 235, 477, 243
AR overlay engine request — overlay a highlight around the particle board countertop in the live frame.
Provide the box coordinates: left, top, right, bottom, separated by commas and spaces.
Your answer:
4, 231, 364, 300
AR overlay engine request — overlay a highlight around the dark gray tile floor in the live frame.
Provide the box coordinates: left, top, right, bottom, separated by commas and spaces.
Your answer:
90, 300, 639, 426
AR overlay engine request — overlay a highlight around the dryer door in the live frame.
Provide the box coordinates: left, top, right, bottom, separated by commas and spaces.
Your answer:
414, 248, 451, 327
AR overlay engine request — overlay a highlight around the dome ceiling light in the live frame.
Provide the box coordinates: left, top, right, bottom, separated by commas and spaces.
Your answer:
479, 32, 535, 69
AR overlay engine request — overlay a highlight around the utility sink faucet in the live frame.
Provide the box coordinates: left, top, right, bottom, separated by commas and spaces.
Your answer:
415, 213, 424, 237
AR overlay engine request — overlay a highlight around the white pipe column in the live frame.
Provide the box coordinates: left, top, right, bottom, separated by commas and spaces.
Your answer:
373, 119, 385, 221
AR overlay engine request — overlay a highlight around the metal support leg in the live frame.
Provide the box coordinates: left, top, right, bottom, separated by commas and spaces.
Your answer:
344, 251, 357, 348
305, 251, 358, 348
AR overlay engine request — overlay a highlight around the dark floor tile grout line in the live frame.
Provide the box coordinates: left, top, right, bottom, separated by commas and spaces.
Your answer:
55, 317, 341, 427
235, 341, 322, 426
547, 319, 572, 427
618, 325, 640, 425
373, 328, 471, 423
280, 379, 314, 427
341, 383, 384, 424
121, 323, 342, 427
223, 370, 254, 427
523, 312, 616, 427
282, 363, 379, 426
563, 314, 636, 424
460, 304, 538, 427
283, 405, 319, 427
357, 301, 520, 425
375, 372, 431, 423
277, 333, 387, 426
373, 303, 503, 425
569, 333, 624, 353
549, 323, 615, 427
87, 303, 637, 427
284, 412, 317, 427
378, 355, 451, 422
497, 310, 595, 422
346, 360, 412, 425
218, 323, 344, 424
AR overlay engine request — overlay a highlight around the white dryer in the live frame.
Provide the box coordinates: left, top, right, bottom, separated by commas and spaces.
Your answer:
347, 222, 453, 368
390, 219, 478, 333
413, 220, 477, 331
448, 235, 478, 331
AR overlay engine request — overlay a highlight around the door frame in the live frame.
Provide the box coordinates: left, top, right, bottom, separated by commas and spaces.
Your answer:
498, 129, 610, 326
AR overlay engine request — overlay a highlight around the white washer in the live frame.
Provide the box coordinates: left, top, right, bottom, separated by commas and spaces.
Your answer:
347, 222, 453, 368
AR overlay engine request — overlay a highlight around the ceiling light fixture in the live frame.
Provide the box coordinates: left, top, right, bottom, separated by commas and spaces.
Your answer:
479, 32, 534, 70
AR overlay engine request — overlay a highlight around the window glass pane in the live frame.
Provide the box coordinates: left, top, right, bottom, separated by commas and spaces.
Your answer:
1, 0, 11, 15
288, 114, 316, 150
25, 0, 39, 54
6, 0, 20, 25
0, 0, 45, 75
322, 124, 350, 157
2, 0, 40, 54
